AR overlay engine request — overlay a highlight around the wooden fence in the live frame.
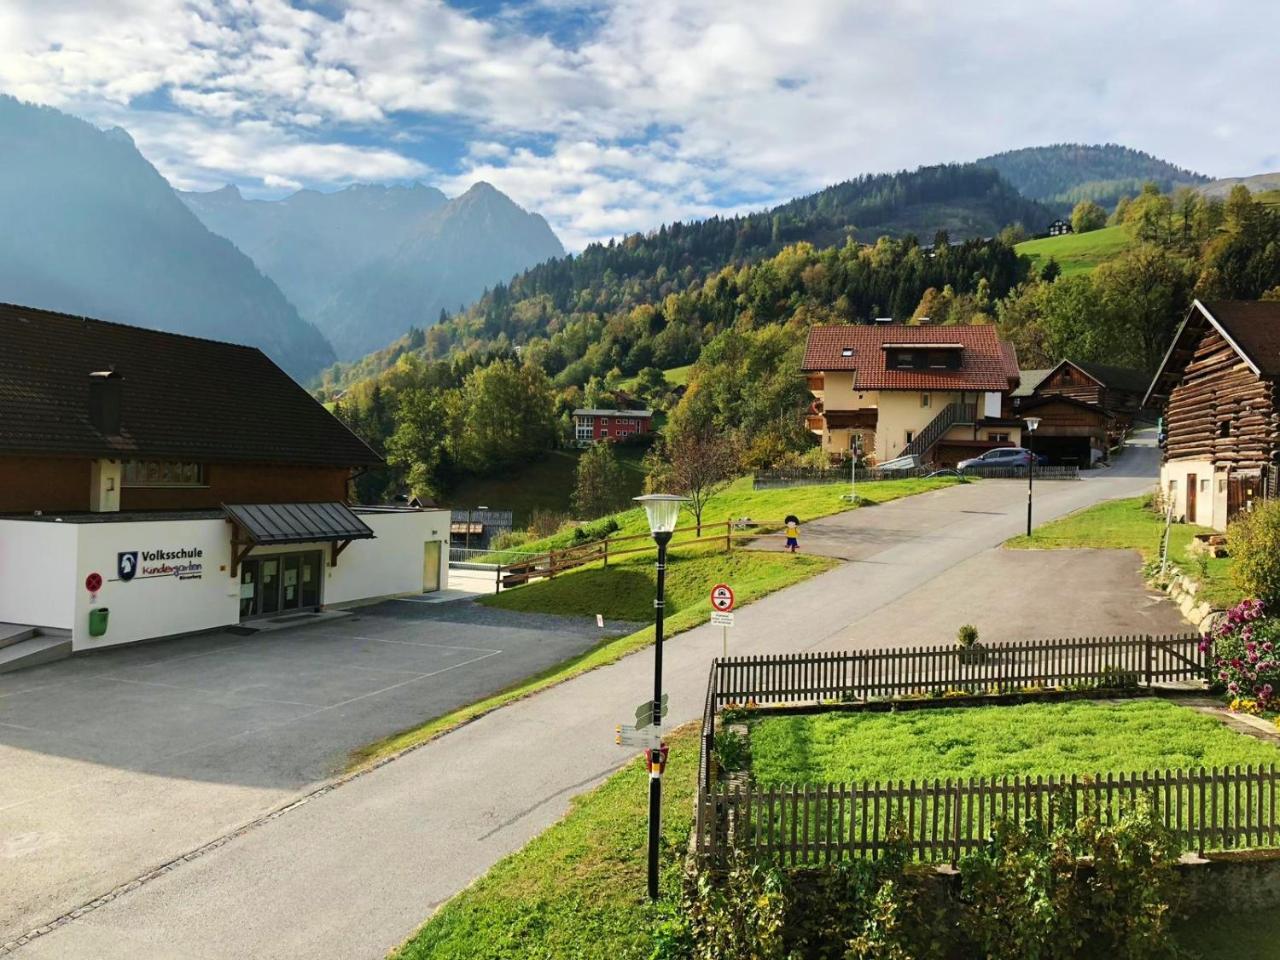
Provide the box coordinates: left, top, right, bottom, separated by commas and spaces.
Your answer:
753, 464, 1080, 489
697, 765, 1280, 865
694, 634, 1231, 866
494, 518, 795, 590
711, 635, 1208, 708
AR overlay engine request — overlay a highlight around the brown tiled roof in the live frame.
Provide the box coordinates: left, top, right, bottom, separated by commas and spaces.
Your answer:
801, 323, 1020, 391
0, 302, 382, 466
1203, 301, 1280, 376
1145, 300, 1280, 406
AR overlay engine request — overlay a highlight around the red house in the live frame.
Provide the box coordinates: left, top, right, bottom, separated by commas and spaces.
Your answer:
572, 408, 654, 445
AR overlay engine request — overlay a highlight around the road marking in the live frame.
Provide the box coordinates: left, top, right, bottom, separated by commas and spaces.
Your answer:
348, 635, 502, 654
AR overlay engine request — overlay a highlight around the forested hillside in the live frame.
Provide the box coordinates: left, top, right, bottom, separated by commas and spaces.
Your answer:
977, 144, 1208, 210
317, 163, 1049, 390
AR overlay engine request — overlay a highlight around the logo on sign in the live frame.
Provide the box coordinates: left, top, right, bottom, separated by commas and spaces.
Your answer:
117, 552, 139, 582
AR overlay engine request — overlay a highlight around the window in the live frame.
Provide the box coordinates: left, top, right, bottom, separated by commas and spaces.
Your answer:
1218, 420, 1232, 438
840, 347, 854, 357
904, 430, 915, 444
122, 461, 205, 487
894, 351, 914, 369
1062, 367, 1073, 382
1201, 478, 1210, 492
601, 428, 610, 438
921, 392, 931, 408
575, 421, 593, 441
988, 432, 1009, 443
1219, 478, 1227, 493
601, 417, 609, 425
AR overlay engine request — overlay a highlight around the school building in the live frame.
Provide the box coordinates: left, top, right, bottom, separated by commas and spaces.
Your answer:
0, 302, 449, 670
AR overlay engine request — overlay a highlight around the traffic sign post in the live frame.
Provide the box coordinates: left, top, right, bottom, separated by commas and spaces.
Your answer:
710, 583, 735, 658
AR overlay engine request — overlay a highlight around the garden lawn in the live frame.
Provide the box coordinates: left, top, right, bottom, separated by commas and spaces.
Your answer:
493, 474, 963, 558
1005, 496, 1239, 608
392, 726, 697, 960
747, 700, 1280, 785
1014, 224, 1134, 276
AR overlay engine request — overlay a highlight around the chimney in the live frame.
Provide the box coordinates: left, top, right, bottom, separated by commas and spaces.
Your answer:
89, 369, 123, 436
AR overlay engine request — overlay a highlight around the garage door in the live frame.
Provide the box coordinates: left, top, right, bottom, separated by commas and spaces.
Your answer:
1032, 435, 1091, 466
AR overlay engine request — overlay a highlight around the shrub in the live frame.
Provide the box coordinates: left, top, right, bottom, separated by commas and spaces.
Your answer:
1204, 598, 1280, 709
956, 624, 979, 649
714, 729, 750, 772
526, 508, 567, 539
1227, 500, 1280, 603
959, 796, 1179, 960
487, 528, 530, 553
683, 849, 788, 960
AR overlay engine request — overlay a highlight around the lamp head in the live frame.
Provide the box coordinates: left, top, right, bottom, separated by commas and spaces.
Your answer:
1025, 417, 1041, 433
633, 493, 688, 536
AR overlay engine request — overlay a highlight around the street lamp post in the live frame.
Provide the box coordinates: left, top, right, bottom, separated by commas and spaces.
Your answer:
633, 493, 688, 901
1025, 418, 1041, 537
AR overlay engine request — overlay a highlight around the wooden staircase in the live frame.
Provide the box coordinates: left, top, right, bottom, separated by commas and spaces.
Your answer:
900, 402, 976, 461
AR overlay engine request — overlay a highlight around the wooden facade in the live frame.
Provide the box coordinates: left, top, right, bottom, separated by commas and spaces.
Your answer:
1146, 300, 1280, 529
1162, 328, 1278, 471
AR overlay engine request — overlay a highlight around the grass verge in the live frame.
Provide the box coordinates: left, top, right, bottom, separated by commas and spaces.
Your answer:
391, 725, 697, 960
491, 474, 963, 560
1005, 495, 1239, 608
350, 546, 836, 770
747, 699, 1280, 785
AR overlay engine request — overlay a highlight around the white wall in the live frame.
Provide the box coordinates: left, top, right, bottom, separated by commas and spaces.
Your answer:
73, 518, 238, 651
0, 519, 79, 630
324, 509, 448, 606
1159, 457, 1222, 530
4, 509, 450, 651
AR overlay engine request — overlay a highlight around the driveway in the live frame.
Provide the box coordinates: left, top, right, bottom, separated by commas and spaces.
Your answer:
0, 601, 637, 945
10, 435, 1170, 958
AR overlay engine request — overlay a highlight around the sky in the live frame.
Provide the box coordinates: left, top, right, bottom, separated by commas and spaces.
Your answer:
1, 0, 1278, 251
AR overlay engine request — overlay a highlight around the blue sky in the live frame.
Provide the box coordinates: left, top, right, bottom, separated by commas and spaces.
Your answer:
2, 0, 1278, 250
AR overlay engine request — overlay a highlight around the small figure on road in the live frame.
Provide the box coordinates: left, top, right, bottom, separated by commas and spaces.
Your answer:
784, 514, 800, 553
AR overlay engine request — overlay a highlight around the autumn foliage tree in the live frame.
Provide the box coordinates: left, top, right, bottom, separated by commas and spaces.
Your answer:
646, 425, 739, 536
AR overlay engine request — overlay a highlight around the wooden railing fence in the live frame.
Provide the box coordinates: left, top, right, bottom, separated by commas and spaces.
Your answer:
712, 635, 1207, 708
698, 765, 1280, 866
695, 635, 1233, 866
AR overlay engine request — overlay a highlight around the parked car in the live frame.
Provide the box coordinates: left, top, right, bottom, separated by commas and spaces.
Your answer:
956, 447, 1047, 472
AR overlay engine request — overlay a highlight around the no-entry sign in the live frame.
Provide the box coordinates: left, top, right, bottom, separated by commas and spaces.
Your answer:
85, 572, 103, 593
710, 583, 735, 612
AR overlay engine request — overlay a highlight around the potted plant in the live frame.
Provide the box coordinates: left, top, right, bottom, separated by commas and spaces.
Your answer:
957, 623, 986, 665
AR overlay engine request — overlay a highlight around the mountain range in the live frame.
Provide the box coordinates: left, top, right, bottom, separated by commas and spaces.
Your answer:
0, 95, 334, 379
180, 180, 564, 360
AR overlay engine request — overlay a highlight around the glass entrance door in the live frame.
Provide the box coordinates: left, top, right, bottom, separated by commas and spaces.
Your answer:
259, 558, 281, 616
239, 560, 260, 618
239, 551, 324, 620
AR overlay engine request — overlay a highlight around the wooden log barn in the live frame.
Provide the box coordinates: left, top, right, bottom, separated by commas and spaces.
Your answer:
1145, 300, 1280, 530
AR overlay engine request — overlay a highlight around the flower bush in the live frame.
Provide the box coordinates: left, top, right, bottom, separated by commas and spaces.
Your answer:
1203, 598, 1280, 710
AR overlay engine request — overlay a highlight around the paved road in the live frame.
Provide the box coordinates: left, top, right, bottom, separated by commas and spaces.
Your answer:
12, 439, 1166, 958
0, 602, 637, 947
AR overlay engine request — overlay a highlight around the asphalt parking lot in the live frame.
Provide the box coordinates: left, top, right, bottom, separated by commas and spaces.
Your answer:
0, 598, 636, 944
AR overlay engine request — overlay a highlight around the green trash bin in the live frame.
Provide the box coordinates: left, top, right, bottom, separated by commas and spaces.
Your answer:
88, 607, 109, 638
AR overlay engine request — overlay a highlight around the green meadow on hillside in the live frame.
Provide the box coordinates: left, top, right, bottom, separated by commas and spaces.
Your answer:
1015, 224, 1133, 276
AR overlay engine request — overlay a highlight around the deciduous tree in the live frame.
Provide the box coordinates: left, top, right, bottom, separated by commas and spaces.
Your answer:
571, 443, 628, 519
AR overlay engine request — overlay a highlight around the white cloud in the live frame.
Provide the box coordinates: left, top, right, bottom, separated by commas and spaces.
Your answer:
1, 0, 1278, 249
